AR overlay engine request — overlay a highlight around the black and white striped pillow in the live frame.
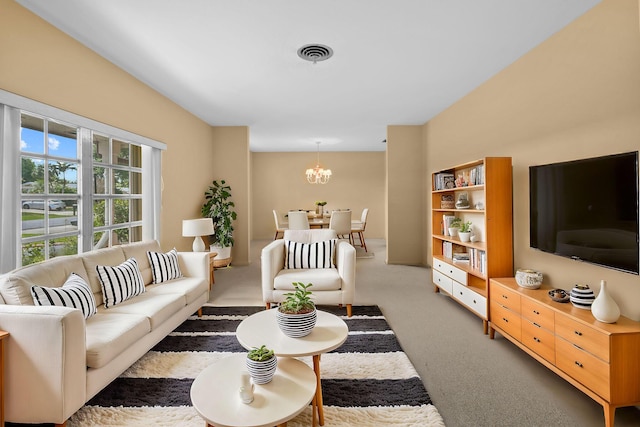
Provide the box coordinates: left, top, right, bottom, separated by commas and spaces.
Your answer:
284, 239, 337, 269
147, 248, 182, 284
97, 258, 145, 308
31, 273, 97, 319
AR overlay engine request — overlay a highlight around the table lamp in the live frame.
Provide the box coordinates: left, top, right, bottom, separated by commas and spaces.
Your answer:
182, 218, 214, 252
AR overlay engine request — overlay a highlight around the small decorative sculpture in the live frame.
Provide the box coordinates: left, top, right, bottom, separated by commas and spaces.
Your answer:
455, 193, 470, 209
239, 371, 254, 404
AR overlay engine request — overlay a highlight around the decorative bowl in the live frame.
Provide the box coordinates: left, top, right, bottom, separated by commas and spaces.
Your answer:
548, 289, 569, 303
515, 269, 543, 289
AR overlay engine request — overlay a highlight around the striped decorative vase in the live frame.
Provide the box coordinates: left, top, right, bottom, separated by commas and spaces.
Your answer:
569, 284, 595, 310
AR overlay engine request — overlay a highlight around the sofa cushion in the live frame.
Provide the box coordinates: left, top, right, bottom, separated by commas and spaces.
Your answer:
145, 276, 207, 305
85, 312, 150, 368
97, 258, 146, 308
0, 255, 89, 306
284, 239, 336, 269
274, 268, 342, 291
31, 273, 97, 319
81, 246, 126, 306
99, 292, 185, 330
147, 248, 182, 284
121, 240, 162, 285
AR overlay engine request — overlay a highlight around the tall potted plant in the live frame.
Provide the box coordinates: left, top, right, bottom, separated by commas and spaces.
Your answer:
201, 179, 237, 267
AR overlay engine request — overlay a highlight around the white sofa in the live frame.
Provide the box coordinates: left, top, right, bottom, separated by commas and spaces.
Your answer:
0, 240, 209, 426
261, 229, 356, 316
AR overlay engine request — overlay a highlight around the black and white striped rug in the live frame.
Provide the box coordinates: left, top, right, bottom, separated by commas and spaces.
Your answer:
69, 305, 444, 426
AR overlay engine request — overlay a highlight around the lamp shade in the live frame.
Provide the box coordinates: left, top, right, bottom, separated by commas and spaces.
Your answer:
182, 218, 214, 237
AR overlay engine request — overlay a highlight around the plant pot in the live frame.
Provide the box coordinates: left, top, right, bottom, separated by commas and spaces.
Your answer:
448, 227, 458, 237
458, 232, 471, 242
245, 355, 277, 384
276, 307, 317, 338
210, 244, 232, 268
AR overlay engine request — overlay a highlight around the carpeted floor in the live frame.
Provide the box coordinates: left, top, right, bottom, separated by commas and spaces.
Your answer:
67, 305, 444, 427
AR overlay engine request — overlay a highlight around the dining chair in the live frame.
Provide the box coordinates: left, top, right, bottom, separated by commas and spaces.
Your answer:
329, 210, 352, 244
272, 210, 289, 239
351, 208, 369, 252
287, 211, 310, 230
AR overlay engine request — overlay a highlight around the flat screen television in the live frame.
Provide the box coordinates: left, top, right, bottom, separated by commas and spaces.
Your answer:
529, 151, 639, 275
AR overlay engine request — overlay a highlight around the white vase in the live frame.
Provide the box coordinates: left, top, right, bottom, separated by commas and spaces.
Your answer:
591, 280, 620, 323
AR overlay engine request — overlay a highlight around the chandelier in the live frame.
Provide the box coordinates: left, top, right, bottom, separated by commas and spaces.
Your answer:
306, 141, 332, 184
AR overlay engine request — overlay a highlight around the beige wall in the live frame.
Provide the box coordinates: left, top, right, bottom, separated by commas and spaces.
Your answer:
0, 0, 216, 253
424, 0, 640, 320
387, 126, 424, 265
251, 152, 385, 241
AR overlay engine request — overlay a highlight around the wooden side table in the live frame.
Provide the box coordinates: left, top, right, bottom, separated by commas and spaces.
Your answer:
207, 252, 218, 290
0, 330, 8, 427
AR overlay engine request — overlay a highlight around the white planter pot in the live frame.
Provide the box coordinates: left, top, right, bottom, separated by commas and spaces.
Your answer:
458, 232, 471, 242
246, 355, 277, 384
210, 245, 232, 260
276, 308, 317, 338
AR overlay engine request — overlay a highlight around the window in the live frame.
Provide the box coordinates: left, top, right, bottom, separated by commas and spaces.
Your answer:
1, 90, 165, 272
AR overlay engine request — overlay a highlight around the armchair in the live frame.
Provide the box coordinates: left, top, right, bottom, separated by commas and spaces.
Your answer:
261, 229, 356, 316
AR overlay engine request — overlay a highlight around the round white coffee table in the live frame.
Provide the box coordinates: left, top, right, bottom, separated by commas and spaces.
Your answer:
236, 309, 348, 426
190, 354, 316, 427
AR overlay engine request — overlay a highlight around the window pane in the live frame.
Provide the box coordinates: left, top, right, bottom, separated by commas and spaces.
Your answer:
113, 140, 129, 166
131, 225, 142, 242
48, 121, 77, 159
131, 199, 142, 222
20, 114, 45, 154
93, 133, 109, 163
113, 169, 129, 194
22, 241, 45, 266
93, 166, 108, 194
49, 161, 78, 194
113, 199, 129, 224
21, 157, 45, 194
130, 144, 142, 168
22, 201, 44, 238
47, 200, 77, 233
93, 199, 106, 227
50, 236, 78, 258
93, 231, 108, 249
130, 171, 142, 195
112, 228, 129, 245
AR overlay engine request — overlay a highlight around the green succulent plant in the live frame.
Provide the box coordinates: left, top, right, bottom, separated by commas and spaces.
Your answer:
459, 221, 473, 233
279, 282, 315, 314
247, 345, 275, 361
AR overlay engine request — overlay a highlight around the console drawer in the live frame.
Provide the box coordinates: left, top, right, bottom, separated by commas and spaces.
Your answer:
433, 258, 467, 286
490, 281, 521, 313
522, 318, 555, 364
491, 303, 521, 340
433, 269, 453, 295
555, 314, 610, 362
521, 298, 554, 331
556, 336, 610, 399
452, 282, 486, 318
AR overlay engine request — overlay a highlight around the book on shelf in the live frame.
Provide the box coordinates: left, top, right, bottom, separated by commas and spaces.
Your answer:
442, 215, 457, 236
452, 252, 470, 263
468, 248, 487, 274
442, 241, 453, 259
434, 173, 455, 191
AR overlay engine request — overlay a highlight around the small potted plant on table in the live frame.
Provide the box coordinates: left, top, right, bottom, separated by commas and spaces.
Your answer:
246, 344, 277, 384
276, 282, 317, 338
458, 221, 473, 242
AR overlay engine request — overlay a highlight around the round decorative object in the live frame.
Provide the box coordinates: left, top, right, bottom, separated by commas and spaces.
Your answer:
591, 280, 620, 323
245, 355, 277, 385
548, 289, 569, 303
276, 308, 317, 338
515, 269, 543, 289
569, 284, 595, 310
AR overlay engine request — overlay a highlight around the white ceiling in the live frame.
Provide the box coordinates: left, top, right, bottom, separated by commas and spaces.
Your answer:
17, 0, 600, 152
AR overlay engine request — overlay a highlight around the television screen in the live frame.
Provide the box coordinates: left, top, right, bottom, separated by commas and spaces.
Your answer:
529, 151, 639, 275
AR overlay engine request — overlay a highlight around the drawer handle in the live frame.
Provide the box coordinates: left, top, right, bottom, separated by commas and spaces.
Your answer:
473, 299, 477, 304
533, 322, 541, 328
503, 318, 509, 323
574, 361, 583, 368
533, 310, 540, 315
533, 337, 541, 343
502, 295, 508, 299
460, 292, 463, 296
574, 330, 583, 336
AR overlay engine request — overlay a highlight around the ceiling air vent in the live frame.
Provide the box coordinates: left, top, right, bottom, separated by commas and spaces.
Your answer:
297, 44, 333, 64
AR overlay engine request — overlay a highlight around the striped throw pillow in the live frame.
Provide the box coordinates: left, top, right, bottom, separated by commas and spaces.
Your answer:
97, 258, 145, 308
284, 239, 337, 269
31, 273, 97, 319
147, 248, 182, 284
